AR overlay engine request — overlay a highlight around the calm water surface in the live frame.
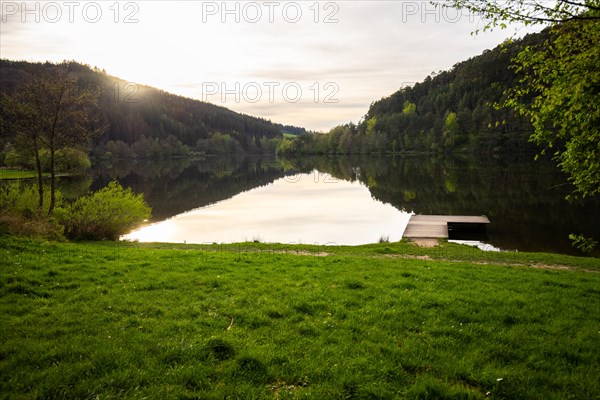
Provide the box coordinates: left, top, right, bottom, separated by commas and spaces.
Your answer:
123, 170, 410, 245
85, 155, 600, 255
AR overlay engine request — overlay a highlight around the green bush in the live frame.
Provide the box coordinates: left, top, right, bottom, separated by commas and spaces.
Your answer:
58, 181, 151, 240
54, 148, 91, 174
569, 233, 598, 254
0, 182, 62, 218
3, 147, 91, 174
0, 182, 39, 218
0, 182, 64, 239
3, 148, 30, 169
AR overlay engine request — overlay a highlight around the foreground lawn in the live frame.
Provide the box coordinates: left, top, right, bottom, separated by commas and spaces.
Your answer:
1, 238, 599, 399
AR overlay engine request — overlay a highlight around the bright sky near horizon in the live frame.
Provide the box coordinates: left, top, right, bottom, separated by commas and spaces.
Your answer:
0, 1, 539, 131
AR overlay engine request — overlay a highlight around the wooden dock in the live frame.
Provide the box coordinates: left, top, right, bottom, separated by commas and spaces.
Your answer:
403, 215, 490, 239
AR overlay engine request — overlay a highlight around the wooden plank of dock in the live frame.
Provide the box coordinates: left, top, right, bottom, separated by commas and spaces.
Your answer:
403, 215, 490, 239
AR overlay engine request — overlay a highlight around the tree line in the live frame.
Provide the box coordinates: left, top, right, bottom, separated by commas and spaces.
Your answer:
280, 7, 598, 198
277, 0, 599, 250
0, 59, 305, 163
0, 60, 304, 240
277, 30, 547, 156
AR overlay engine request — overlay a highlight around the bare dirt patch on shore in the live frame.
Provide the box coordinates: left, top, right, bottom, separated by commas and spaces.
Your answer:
408, 239, 439, 248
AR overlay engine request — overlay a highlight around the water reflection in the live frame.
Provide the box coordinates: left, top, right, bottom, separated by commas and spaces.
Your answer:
89, 154, 600, 255
123, 170, 411, 245
449, 240, 502, 252
92, 156, 289, 220
286, 154, 600, 255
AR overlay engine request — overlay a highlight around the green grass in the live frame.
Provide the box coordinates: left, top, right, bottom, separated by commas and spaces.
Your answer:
1, 237, 599, 399
0, 169, 72, 180
0, 169, 40, 180
282, 132, 299, 139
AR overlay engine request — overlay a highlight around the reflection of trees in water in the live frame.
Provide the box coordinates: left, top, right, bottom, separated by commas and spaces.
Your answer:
58, 176, 93, 200
89, 154, 599, 255
90, 156, 291, 221
285, 154, 600, 255
93, 158, 194, 181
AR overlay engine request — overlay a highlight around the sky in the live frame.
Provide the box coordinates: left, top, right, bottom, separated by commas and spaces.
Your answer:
0, 1, 539, 131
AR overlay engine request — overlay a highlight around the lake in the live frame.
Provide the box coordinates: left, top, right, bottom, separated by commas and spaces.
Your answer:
123, 170, 410, 245
83, 154, 600, 255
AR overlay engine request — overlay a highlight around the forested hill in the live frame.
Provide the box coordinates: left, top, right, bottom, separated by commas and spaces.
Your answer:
363, 31, 547, 153
279, 29, 549, 155
0, 60, 305, 158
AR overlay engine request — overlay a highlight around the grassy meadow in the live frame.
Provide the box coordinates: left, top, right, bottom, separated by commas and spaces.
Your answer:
0, 170, 40, 180
1, 237, 599, 399
0, 169, 73, 181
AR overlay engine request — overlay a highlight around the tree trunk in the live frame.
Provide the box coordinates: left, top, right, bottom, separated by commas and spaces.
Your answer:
49, 147, 56, 215
33, 135, 44, 211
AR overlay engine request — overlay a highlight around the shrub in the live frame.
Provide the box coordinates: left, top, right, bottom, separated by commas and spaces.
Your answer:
3, 147, 30, 169
0, 182, 64, 239
54, 148, 92, 174
58, 181, 151, 240
0, 182, 62, 218
569, 234, 598, 254
3, 147, 91, 174
0, 182, 40, 218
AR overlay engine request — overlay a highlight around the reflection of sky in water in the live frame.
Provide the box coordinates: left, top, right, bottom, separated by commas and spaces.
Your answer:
124, 170, 412, 245
449, 240, 502, 252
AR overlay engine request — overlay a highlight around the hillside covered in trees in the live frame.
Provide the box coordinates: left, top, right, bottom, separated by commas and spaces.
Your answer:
0, 60, 305, 162
279, 29, 548, 155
